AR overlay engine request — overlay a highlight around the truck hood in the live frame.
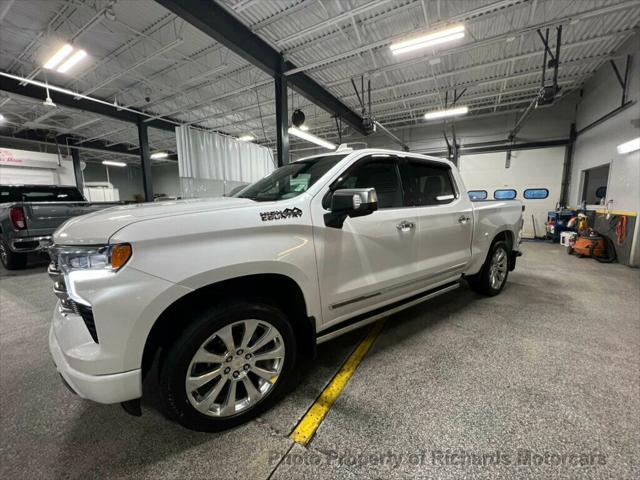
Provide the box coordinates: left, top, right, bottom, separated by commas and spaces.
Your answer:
53, 197, 257, 245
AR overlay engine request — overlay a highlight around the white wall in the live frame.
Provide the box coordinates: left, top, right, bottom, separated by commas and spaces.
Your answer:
570, 33, 640, 214
569, 33, 640, 265
82, 162, 182, 201
152, 163, 180, 198
0, 148, 76, 186
82, 163, 144, 202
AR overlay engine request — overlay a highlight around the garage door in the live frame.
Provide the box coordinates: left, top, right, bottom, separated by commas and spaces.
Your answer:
0, 166, 56, 185
459, 147, 566, 238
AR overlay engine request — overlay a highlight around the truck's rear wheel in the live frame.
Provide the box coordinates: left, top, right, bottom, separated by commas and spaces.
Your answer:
159, 301, 296, 432
467, 241, 510, 296
0, 236, 28, 270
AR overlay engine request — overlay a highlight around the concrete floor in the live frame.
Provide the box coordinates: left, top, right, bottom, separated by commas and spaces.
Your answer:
1, 242, 638, 479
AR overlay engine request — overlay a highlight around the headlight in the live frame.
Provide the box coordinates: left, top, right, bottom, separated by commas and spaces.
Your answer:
57, 244, 132, 272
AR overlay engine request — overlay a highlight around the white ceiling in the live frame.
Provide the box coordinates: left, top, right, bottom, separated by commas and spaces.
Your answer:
0, 0, 638, 162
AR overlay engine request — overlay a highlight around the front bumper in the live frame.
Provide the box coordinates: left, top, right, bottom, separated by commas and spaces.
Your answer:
46, 251, 192, 404
10, 235, 52, 252
49, 313, 142, 404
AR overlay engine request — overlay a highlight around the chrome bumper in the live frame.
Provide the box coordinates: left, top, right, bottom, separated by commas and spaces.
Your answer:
10, 235, 52, 252
48, 261, 74, 313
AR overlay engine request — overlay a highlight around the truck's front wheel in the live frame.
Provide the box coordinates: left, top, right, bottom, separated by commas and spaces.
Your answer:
159, 301, 296, 432
467, 241, 510, 296
0, 236, 28, 270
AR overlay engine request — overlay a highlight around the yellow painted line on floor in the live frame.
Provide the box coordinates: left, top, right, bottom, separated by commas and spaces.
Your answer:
290, 319, 386, 446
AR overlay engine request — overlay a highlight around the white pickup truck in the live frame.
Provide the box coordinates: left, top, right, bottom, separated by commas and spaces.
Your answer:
47, 148, 523, 431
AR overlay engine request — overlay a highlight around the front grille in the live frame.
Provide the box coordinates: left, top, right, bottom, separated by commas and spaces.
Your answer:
48, 260, 99, 343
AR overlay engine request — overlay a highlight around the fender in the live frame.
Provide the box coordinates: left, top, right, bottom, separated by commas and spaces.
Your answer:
178, 260, 321, 323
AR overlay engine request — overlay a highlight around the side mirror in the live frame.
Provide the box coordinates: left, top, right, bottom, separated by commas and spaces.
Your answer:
324, 188, 378, 228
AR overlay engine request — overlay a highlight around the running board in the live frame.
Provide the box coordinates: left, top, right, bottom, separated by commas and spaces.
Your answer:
316, 281, 460, 344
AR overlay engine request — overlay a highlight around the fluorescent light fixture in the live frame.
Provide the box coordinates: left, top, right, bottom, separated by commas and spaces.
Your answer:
238, 135, 255, 141
424, 105, 469, 120
150, 151, 169, 159
57, 49, 87, 73
288, 127, 336, 150
390, 24, 465, 55
617, 137, 640, 154
102, 160, 126, 167
0, 113, 5, 122
299, 125, 309, 131
44, 44, 73, 70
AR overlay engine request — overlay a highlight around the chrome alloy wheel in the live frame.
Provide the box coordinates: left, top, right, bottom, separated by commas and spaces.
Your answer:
185, 319, 285, 417
489, 247, 508, 290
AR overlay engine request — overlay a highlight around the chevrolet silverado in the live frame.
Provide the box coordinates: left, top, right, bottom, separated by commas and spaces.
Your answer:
47, 148, 523, 431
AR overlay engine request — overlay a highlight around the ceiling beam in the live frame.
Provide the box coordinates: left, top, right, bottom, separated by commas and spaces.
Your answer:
206, 63, 590, 133
154, 0, 368, 135
0, 73, 177, 132
1, 131, 141, 157
179, 27, 632, 130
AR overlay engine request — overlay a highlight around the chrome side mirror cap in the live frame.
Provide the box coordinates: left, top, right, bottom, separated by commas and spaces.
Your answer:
325, 188, 378, 228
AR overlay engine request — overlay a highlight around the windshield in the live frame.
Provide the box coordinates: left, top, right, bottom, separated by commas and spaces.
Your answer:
234, 154, 347, 202
0, 186, 85, 202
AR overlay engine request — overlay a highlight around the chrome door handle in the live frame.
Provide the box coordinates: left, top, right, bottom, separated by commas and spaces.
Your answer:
458, 215, 470, 224
396, 220, 415, 232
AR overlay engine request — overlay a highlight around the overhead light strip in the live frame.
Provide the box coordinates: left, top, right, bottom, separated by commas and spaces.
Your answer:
43, 44, 74, 70
102, 160, 127, 167
288, 127, 336, 150
390, 25, 465, 55
424, 106, 469, 120
57, 49, 87, 73
617, 137, 640, 154
150, 151, 169, 159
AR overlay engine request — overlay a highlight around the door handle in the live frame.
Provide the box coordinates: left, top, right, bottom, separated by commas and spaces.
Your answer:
396, 220, 415, 232
458, 215, 470, 224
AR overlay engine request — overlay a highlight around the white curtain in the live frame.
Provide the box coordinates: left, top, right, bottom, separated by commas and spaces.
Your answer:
175, 126, 275, 198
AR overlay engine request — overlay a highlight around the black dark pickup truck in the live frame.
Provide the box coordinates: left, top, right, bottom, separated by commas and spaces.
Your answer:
0, 185, 121, 269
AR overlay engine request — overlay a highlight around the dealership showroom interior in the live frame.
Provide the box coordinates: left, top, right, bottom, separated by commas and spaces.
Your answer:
1, 0, 639, 478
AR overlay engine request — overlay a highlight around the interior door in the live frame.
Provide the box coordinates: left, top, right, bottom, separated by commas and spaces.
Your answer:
311, 155, 419, 328
399, 158, 473, 281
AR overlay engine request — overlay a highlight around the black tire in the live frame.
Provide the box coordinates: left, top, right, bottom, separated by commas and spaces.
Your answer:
567, 246, 574, 255
0, 236, 28, 270
159, 301, 296, 432
467, 240, 510, 296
